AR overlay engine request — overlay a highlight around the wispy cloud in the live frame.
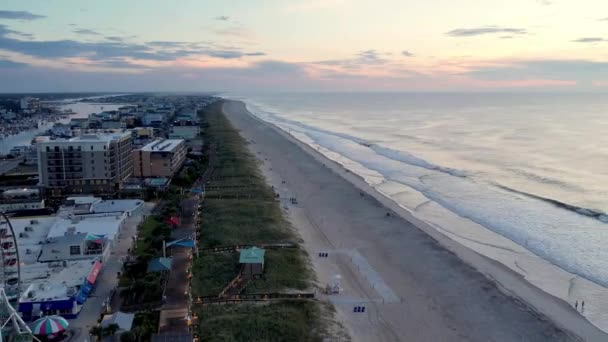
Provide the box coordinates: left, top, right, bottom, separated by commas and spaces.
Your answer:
314, 49, 391, 70
465, 59, 608, 85
402, 50, 414, 57
73, 29, 101, 36
213, 26, 254, 40
284, 0, 345, 12
0, 10, 45, 20
0, 58, 27, 68
105, 36, 124, 42
214, 16, 229, 21
446, 26, 527, 37
572, 37, 605, 43
536, 0, 554, 5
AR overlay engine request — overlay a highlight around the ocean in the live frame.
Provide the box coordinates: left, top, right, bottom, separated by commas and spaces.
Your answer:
226, 92, 608, 331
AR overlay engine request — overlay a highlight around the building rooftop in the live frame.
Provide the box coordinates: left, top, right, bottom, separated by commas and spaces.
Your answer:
64, 197, 143, 215
140, 139, 184, 152
47, 213, 125, 239
20, 260, 94, 303
38, 131, 131, 144
9, 216, 56, 265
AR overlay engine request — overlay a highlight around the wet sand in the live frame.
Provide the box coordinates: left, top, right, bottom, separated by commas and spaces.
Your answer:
222, 100, 607, 342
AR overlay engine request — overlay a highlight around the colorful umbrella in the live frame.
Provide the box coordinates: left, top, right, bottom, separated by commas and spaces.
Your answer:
32, 316, 69, 335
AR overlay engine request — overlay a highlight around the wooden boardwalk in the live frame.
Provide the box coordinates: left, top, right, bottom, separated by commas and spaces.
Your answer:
157, 144, 216, 336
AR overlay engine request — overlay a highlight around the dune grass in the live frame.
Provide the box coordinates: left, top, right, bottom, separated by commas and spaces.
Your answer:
191, 101, 326, 341
196, 301, 324, 342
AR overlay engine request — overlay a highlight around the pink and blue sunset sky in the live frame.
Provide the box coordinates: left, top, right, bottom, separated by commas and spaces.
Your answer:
1, 0, 607, 92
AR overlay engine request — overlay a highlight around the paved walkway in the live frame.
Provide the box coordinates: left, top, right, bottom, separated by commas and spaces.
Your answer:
69, 202, 155, 341
156, 144, 215, 336
157, 197, 197, 334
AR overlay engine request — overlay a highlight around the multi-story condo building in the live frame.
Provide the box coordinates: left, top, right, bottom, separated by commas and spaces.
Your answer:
37, 131, 133, 197
132, 139, 186, 178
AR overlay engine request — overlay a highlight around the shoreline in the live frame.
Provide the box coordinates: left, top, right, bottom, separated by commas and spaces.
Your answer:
222, 99, 608, 341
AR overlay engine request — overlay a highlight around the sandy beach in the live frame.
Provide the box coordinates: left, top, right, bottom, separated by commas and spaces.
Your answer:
222, 100, 608, 342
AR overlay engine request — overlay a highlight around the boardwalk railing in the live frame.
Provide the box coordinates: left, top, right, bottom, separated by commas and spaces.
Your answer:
193, 292, 316, 305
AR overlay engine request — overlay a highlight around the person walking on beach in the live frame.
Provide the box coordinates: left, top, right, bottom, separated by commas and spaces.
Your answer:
575, 301, 578, 310
582, 300, 585, 312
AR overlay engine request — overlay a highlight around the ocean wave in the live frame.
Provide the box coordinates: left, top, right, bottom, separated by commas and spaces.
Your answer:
370, 145, 468, 178
496, 184, 608, 223
246, 102, 470, 179
506, 167, 585, 192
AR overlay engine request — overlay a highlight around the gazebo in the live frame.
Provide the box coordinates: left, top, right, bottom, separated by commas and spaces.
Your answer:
239, 247, 265, 279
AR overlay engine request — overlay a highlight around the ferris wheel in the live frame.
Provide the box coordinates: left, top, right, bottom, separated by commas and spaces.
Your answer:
0, 213, 36, 342
0, 213, 20, 304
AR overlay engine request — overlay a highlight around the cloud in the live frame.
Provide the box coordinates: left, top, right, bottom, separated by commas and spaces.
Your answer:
356, 50, 387, 64
0, 58, 27, 68
0, 10, 45, 20
465, 59, 608, 86
284, 0, 345, 12
536, 0, 553, 5
572, 37, 605, 43
0, 25, 265, 63
315, 49, 391, 70
402, 50, 414, 57
214, 16, 229, 21
146, 41, 189, 48
446, 26, 527, 37
73, 29, 101, 36
105, 36, 124, 42
213, 26, 253, 39
97, 59, 150, 69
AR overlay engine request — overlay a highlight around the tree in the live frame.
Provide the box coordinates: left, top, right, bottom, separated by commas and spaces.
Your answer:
120, 331, 136, 342
89, 325, 103, 341
104, 323, 120, 338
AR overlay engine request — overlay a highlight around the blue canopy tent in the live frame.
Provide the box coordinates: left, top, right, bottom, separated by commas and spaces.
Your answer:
166, 238, 196, 249
147, 257, 173, 273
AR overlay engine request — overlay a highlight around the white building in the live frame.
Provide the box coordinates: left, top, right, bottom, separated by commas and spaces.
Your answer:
37, 131, 133, 196
0, 188, 45, 212
20, 97, 40, 111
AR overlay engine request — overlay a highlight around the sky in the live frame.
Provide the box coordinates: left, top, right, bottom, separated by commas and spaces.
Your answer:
0, 0, 608, 92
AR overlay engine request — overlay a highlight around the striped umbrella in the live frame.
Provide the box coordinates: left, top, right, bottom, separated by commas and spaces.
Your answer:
32, 316, 69, 335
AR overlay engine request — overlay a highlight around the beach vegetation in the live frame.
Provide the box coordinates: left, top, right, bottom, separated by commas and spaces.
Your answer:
191, 101, 326, 340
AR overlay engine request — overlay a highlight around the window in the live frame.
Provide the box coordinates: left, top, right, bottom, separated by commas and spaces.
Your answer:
69, 245, 81, 255
90, 146, 93, 150
46, 146, 50, 152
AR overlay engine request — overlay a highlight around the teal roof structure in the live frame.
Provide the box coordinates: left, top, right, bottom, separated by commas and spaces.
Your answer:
147, 257, 173, 272
239, 247, 265, 265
